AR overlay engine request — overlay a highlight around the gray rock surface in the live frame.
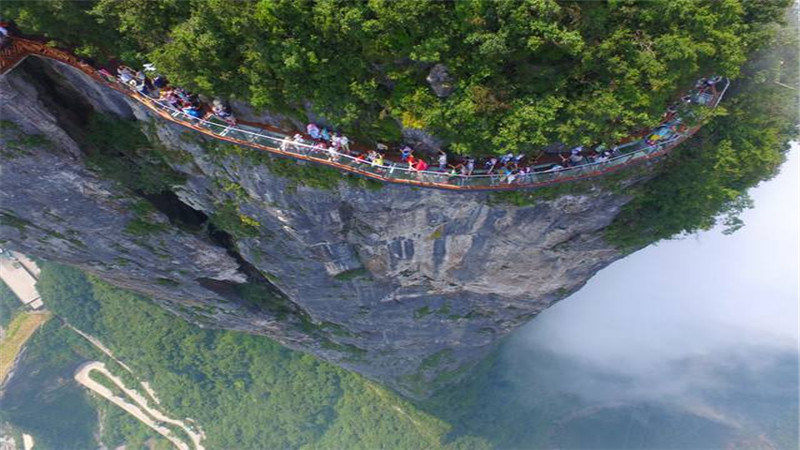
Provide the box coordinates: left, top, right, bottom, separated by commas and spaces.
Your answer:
426, 63, 455, 98
0, 56, 639, 398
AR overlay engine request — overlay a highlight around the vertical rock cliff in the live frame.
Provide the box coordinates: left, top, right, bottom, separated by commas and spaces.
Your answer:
1, 56, 642, 398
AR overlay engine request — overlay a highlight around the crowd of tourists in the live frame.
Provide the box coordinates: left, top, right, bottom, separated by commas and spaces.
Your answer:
106, 58, 715, 185
107, 64, 238, 127
281, 123, 634, 184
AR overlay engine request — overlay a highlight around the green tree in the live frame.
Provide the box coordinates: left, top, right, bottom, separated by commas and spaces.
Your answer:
36, 262, 99, 333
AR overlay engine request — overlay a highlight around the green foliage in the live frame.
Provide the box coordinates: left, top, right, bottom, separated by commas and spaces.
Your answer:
420, 349, 455, 371
124, 218, 168, 236
35, 262, 100, 334
0, 321, 98, 450
0, 121, 51, 158
333, 268, 369, 282
0, 212, 32, 236
0, 280, 22, 329
414, 306, 432, 320
155, 277, 179, 287
209, 200, 261, 239
3, 1, 791, 155
606, 13, 800, 250
263, 157, 342, 191
235, 280, 293, 319
123, 200, 168, 236
88, 370, 120, 393
201, 138, 350, 191
93, 396, 170, 450
83, 114, 185, 195
22, 261, 485, 449
344, 175, 384, 191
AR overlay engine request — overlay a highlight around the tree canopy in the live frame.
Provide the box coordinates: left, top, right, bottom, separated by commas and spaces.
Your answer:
605, 8, 799, 249
2, 0, 791, 155
3, 262, 489, 449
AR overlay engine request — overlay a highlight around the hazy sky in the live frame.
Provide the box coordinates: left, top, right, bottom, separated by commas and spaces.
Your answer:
517, 142, 798, 361
502, 143, 799, 422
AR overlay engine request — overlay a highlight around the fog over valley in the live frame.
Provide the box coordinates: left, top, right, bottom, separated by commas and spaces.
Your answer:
473, 144, 799, 448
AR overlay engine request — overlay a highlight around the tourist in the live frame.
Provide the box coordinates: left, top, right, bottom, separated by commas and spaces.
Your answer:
407, 153, 417, 169
312, 142, 327, 155
128, 78, 149, 96
182, 105, 203, 121
339, 135, 350, 153
502, 165, 517, 184
307, 123, 321, 140
327, 145, 339, 162
320, 128, 331, 142
438, 151, 447, 171
517, 166, 532, 183
212, 99, 236, 126
97, 68, 116, 82
465, 157, 475, 176
0, 24, 10, 50
485, 157, 498, 174
401, 146, 413, 162
152, 75, 168, 89
290, 133, 305, 151
159, 89, 181, 110
117, 65, 136, 84
187, 93, 201, 107
695, 77, 707, 89
173, 87, 190, 104
134, 70, 148, 86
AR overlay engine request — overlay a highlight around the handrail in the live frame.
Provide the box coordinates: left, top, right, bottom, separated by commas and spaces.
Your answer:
0, 36, 731, 192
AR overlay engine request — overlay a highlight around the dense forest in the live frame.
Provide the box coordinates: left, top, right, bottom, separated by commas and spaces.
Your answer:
1, 0, 792, 153
606, 5, 799, 248
0, 280, 21, 329
1, 262, 489, 449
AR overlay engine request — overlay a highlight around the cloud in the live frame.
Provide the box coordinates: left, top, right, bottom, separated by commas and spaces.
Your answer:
493, 144, 799, 445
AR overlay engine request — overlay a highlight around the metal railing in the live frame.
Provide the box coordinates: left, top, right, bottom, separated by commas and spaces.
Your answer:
0, 36, 731, 191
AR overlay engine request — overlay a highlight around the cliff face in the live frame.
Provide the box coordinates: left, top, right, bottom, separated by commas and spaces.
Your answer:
1, 57, 637, 398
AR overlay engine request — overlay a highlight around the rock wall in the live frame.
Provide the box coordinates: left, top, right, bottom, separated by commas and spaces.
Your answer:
0, 56, 637, 398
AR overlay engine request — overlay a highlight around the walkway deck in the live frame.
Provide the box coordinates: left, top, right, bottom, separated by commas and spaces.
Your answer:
0, 36, 729, 192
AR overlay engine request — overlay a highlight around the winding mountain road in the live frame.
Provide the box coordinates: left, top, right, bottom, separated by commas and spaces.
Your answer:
74, 361, 204, 450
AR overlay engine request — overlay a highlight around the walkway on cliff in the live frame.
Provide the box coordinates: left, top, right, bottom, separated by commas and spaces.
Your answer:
0, 35, 729, 192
